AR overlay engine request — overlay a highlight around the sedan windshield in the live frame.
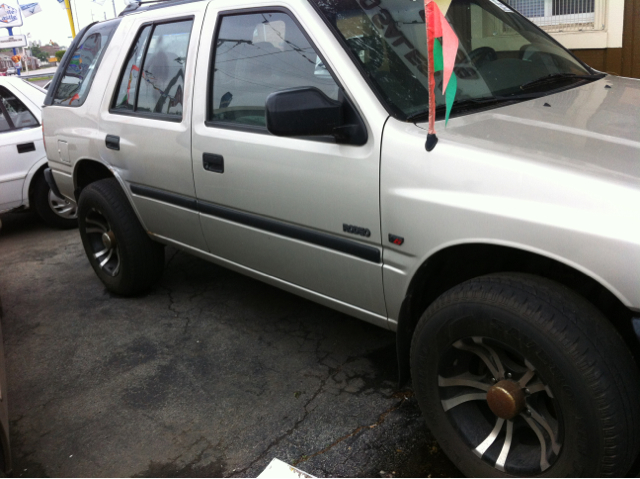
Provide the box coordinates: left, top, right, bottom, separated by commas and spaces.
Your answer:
309, 0, 599, 120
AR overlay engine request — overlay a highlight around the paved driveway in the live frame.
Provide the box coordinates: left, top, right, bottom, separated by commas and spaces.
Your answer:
0, 211, 461, 478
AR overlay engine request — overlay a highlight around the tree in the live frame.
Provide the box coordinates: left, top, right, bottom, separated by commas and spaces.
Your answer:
55, 50, 66, 62
29, 44, 49, 62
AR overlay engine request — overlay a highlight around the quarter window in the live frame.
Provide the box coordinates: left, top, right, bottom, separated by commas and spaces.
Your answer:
209, 11, 340, 128
52, 19, 120, 107
112, 19, 193, 119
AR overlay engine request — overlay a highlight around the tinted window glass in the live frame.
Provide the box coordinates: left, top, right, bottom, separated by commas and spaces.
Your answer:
0, 110, 10, 132
310, 0, 592, 119
113, 25, 152, 111
210, 12, 340, 127
0, 85, 38, 130
136, 20, 193, 117
53, 20, 120, 107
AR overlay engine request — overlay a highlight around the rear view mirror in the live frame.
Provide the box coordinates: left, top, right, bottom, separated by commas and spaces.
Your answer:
266, 87, 366, 145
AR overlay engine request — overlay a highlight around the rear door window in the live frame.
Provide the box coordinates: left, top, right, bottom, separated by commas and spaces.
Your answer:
52, 19, 120, 107
111, 19, 193, 120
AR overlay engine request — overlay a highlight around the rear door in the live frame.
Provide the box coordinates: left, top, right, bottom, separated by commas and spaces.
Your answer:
0, 83, 42, 212
191, 1, 390, 319
98, 6, 208, 251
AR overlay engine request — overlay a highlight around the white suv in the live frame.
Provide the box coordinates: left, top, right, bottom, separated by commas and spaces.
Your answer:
43, 0, 640, 476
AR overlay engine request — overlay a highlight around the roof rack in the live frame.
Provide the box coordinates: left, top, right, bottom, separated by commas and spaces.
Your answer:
119, 0, 205, 16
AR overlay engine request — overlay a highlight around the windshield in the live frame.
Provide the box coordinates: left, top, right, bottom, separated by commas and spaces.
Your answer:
309, 0, 597, 119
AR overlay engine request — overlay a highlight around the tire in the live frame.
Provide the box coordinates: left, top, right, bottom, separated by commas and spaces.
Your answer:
410, 273, 640, 477
32, 172, 78, 229
78, 178, 164, 296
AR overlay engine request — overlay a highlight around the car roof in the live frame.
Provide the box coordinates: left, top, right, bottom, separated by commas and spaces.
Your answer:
119, 0, 206, 16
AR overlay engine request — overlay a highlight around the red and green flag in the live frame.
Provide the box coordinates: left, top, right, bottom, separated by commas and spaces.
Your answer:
424, 0, 459, 151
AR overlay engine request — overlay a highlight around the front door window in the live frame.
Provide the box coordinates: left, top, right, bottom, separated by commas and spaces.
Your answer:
209, 11, 340, 129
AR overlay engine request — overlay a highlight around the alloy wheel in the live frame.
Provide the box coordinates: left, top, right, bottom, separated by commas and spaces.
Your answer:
438, 336, 563, 475
48, 189, 78, 220
84, 208, 120, 277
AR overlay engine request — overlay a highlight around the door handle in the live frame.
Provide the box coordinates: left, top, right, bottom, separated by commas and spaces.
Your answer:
105, 135, 120, 151
203, 153, 224, 173
17, 142, 35, 154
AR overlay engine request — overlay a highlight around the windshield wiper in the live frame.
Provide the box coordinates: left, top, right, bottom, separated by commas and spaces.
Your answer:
406, 96, 514, 122
520, 72, 605, 91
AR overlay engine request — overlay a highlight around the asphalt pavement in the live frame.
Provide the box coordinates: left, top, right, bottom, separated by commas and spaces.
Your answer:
0, 210, 462, 478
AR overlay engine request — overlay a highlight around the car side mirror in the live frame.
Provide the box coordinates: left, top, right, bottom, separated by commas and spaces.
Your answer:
265, 87, 367, 145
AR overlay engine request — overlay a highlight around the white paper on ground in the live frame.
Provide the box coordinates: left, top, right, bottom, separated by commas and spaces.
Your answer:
257, 458, 315, 478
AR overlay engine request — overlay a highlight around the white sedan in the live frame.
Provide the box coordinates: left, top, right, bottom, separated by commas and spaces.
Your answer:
0, 76, 77, 228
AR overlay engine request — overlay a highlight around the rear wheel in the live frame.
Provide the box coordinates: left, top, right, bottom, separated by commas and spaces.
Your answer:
410, 273, 640, 477
78, 178, 164, 295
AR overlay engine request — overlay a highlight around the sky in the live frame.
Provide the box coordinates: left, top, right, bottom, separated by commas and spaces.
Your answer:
2, 0, 131, 49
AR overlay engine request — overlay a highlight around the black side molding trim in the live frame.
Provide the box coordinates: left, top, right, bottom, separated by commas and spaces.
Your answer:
44, 168, 63, 198
130, 184, 381, 264
198, 201, 381, 263
130, 184, 197, 211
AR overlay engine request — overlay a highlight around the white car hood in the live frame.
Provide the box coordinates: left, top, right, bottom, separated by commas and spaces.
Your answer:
418, 75, 640, 187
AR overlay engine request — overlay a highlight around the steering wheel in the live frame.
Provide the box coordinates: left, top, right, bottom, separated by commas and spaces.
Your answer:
468, 46, 498, 68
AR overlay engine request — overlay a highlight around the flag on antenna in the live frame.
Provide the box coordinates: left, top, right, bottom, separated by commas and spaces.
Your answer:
423, 0, 459, 152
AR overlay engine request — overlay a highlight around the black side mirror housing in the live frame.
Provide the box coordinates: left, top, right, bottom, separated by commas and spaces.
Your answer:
265, 87, 367, 145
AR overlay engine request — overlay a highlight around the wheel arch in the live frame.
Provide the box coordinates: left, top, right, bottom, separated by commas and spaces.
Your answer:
72, 158, 150, 233
396, 242, 640, 386
24, 157, 48, 207
73, 159, 115, 201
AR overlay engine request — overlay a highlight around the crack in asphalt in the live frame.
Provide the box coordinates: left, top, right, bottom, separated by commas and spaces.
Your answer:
230, 342, 395, 477
230, 358, 341, 477
165, 249, 180, 270
292, 390, 413, 468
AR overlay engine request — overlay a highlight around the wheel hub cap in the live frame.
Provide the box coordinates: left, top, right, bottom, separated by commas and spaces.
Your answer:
101, 231, 116, 249
486, 380, 526, 420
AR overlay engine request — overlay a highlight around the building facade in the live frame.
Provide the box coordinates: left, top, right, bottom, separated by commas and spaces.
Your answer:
506, 0, 640, 78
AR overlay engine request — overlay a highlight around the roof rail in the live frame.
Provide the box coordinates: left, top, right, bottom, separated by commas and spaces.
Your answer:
119, 0, 205, 16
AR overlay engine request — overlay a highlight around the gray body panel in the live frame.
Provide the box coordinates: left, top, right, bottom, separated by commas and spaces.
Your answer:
382, 75, 640, 324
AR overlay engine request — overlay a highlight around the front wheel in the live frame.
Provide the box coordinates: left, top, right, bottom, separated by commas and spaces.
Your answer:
32, 172, 78, 229
410, 273, 640, 477
78, 178, 164, 296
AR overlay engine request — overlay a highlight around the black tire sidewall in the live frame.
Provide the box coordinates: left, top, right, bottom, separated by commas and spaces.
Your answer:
78, 185, 128, 293
78, 178, 163, 295
411, 293, 602, 477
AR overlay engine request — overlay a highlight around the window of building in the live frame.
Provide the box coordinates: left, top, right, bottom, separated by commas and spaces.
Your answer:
209, 11, 340, 128
505, 0, 604, 32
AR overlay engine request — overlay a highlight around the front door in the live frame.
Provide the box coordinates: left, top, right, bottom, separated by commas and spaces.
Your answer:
192, 3, 388, 317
